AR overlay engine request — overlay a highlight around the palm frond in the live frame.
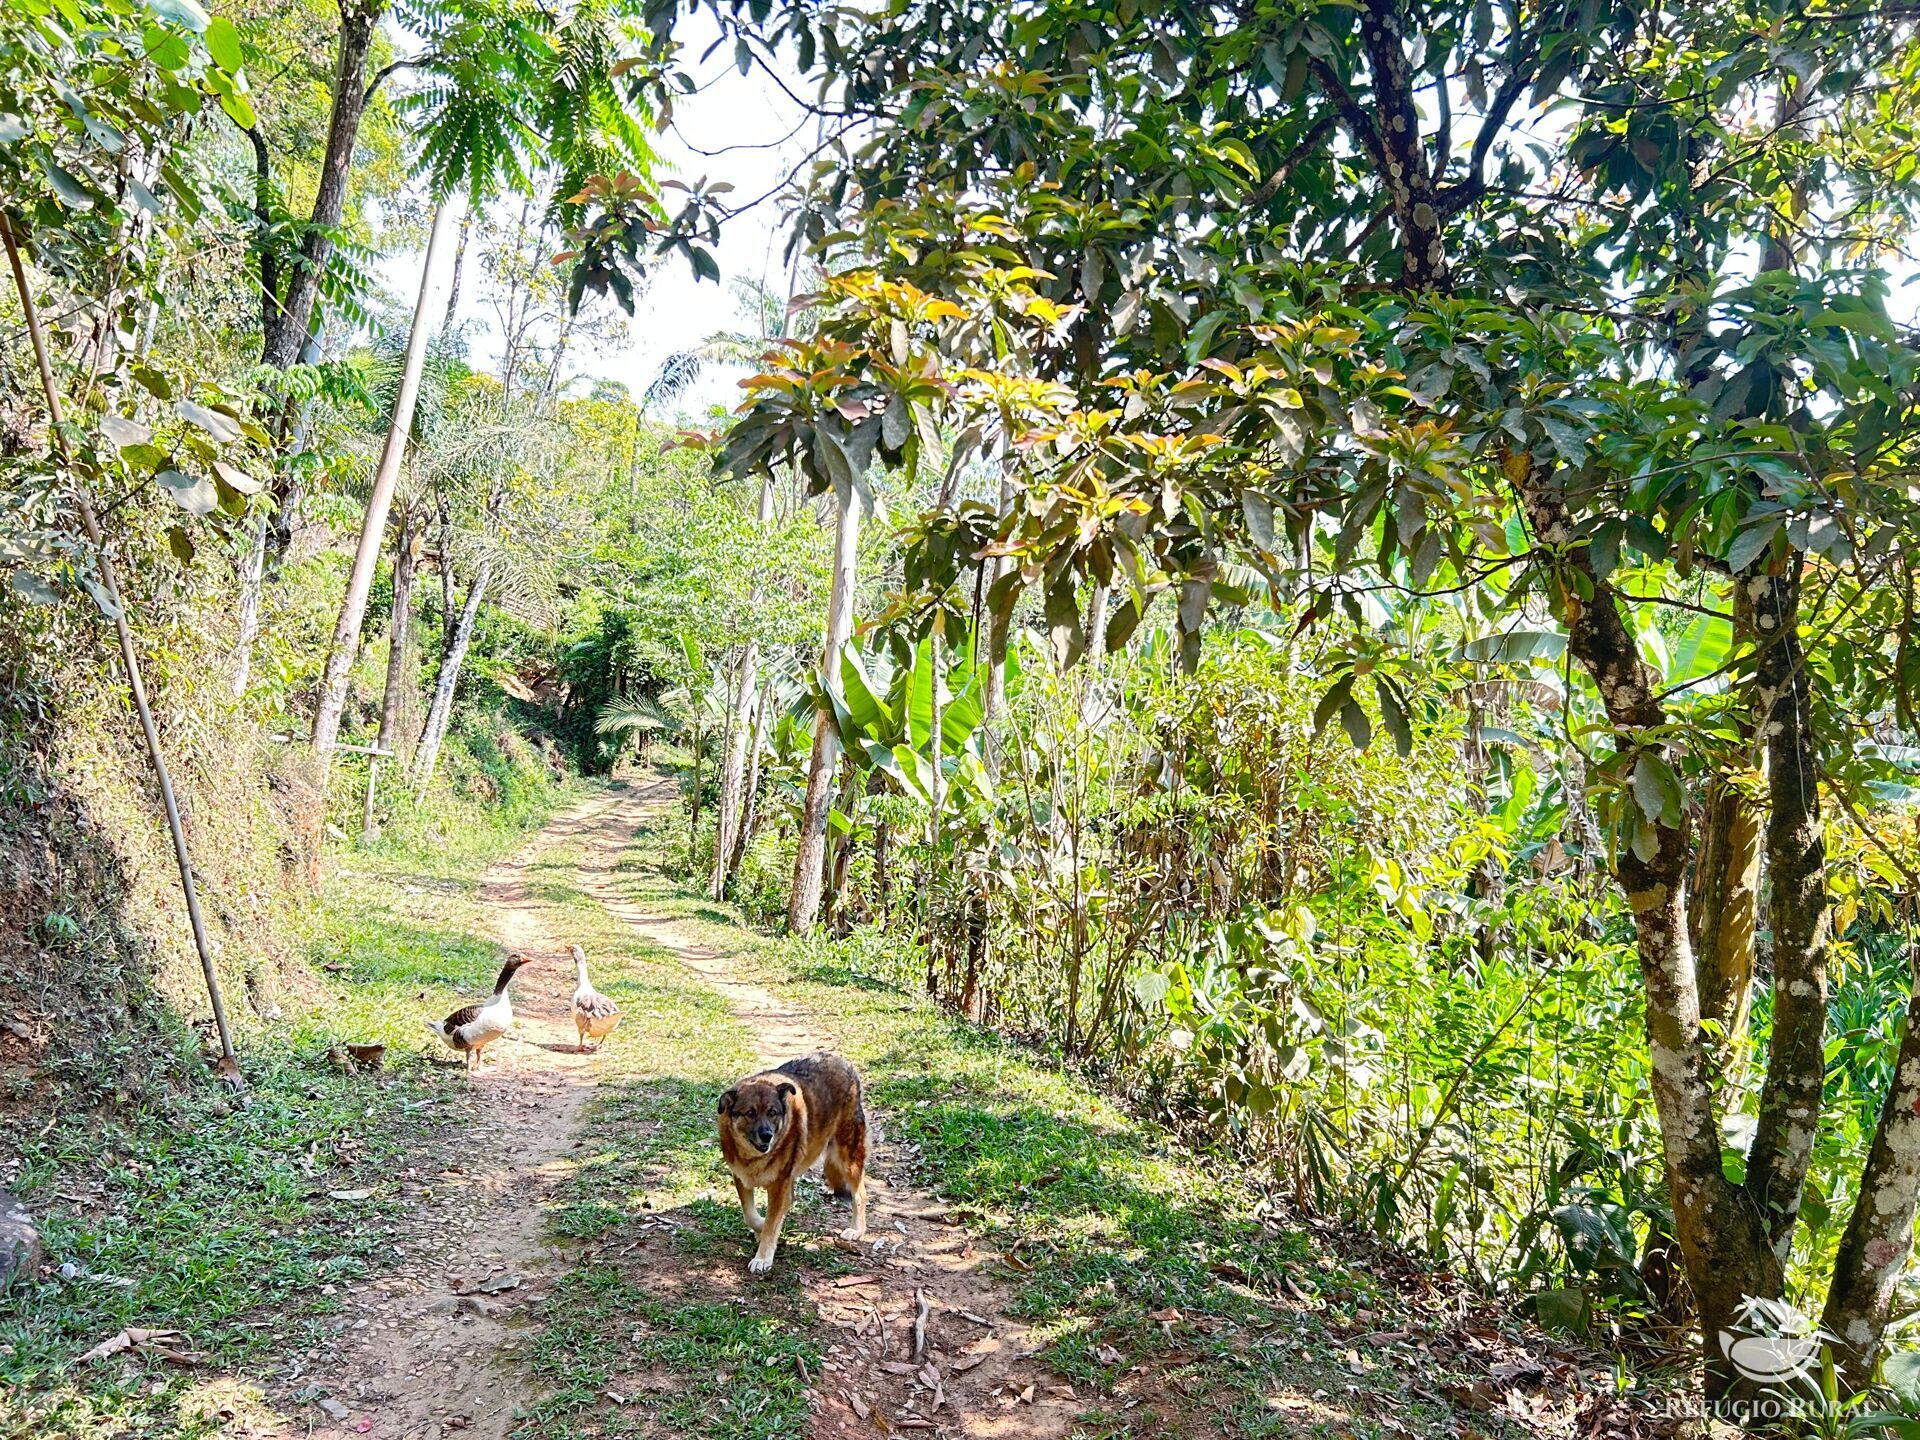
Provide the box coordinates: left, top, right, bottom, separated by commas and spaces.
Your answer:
594, 692, 675, 738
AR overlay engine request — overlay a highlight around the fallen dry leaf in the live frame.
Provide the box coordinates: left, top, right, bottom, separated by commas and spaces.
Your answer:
327, 1188, 373, 1202
74, 1328, 190, 1366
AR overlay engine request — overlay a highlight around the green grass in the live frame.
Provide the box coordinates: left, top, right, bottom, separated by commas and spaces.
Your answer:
559, 786, 1559, 1440
0, 778, 588, 1440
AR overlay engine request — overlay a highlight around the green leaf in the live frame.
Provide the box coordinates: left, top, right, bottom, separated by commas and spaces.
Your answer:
211, 460, 261, 495
176, 399, 240, 443
1631, 752, 1684, 828
155, 468, 217, 515
1105, 593, 1144, 653
1312, 673, 1353, 738
1459, 630, 1566, 665
838, 648, 894, 738
1532, 1287, 1589, 1335
166, 525, 195, 563
1375, 676, 1411, 757
1724, 515, 1780, 574
1671, 612, 1732, 684
204, 15, 243, 71
217, 88, 256, 130
1241, 490, 1275, 551
100, 414, 152, 450
145, 0, 209, 33
1883, 1351, 1920, 1409
11, 570, 57, 604
1129, 969, 1171, 1006
0, 114, 29, 145
1339, 697, 1371, 751
42, 162, 95, 212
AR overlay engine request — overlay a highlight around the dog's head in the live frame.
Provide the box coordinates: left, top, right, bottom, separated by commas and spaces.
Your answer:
719, 1077, 798, 1155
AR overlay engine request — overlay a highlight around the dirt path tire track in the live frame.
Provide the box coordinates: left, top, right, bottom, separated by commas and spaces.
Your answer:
299, 780, 1070, 1440
577, 777, 1076, 1439
301, 788, 647, 1440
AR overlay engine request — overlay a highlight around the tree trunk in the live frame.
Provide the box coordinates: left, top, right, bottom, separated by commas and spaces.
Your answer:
360, 510, 417, 843
441, 209, 473, 334
261, 0, 382, 369
788, 481, 865, 933
258, 1, 382, 572
437, 496, 459, 652
978, 470, 1015, 771
688, 721, 705, 857
1515, 456, 1780, 1402
1690, 778, 1761, 1065
1743, 564, 1830, 1253
376, 511, 418, 755
231, 513, 269, 698
1083, 577, 1110, 673
310, 200, 457, 773
1690, 576, 1763, 1077
541, 308, 575, 405
927, 620, 944, 843
412, 557, 490, 797
824, 758, 860, 935
728, 677, 772, 884
712, 473, 776, 898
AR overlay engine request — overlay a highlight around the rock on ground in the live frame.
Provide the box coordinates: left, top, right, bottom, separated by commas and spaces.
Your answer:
0, 1190, 43, 1291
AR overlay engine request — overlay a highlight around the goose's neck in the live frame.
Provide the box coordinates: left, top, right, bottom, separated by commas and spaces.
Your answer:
490, 960, 520, 997
573, 957, 591, 989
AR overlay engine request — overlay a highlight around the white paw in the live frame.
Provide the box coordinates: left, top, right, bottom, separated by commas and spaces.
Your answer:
747, 1253, 774, 1276
839, 1226, 866, 1243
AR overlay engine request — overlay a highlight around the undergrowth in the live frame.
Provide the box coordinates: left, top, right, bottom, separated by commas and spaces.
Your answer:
0, 767, 582, 1440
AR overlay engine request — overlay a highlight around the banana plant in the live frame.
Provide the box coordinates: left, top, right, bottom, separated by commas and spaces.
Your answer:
823, 633, 1000, 817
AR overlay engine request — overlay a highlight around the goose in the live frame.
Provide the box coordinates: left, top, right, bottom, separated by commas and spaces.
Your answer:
569, 944, 620, 1052
424, 953, 531, 1070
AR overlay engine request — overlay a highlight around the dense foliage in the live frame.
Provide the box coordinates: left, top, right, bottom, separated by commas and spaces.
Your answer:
10, 0, 1920, 1424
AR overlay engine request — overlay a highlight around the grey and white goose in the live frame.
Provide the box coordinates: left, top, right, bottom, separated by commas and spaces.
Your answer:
569, 944, 620, 1052
425, 953, 532, 1070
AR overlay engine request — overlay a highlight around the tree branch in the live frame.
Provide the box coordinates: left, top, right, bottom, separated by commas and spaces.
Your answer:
243, 124, 281, 340
363, 56, 419, 104
1437, 30, 1542, 215
1245, 110, 1337, 210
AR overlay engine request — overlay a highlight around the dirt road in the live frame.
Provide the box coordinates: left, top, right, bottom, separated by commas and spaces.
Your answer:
301, 779, 1069, 1440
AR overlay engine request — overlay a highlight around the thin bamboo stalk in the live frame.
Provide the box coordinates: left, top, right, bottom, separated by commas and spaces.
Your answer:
3, 214, 239, 1082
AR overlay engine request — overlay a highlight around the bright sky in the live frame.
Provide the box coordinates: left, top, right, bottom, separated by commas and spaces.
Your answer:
374, 12, 809, 420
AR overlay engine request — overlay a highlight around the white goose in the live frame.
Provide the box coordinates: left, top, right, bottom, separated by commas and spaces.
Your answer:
569, 944, 620, 1053
424, 953, 531, 1070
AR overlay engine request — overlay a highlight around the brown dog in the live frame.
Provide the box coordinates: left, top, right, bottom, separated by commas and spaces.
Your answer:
717, 1052, 869, 1275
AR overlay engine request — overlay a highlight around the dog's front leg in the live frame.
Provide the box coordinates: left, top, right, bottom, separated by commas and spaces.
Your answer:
748, 1178, 793, 1275
842, 1179, 868, 1242
733, 1176, 764, 1234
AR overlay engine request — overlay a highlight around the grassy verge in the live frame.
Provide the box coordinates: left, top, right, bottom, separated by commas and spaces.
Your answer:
0, 777, 588, 1440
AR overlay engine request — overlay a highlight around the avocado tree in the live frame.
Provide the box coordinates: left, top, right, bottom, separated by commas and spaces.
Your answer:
632, 0, 1920, 1405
